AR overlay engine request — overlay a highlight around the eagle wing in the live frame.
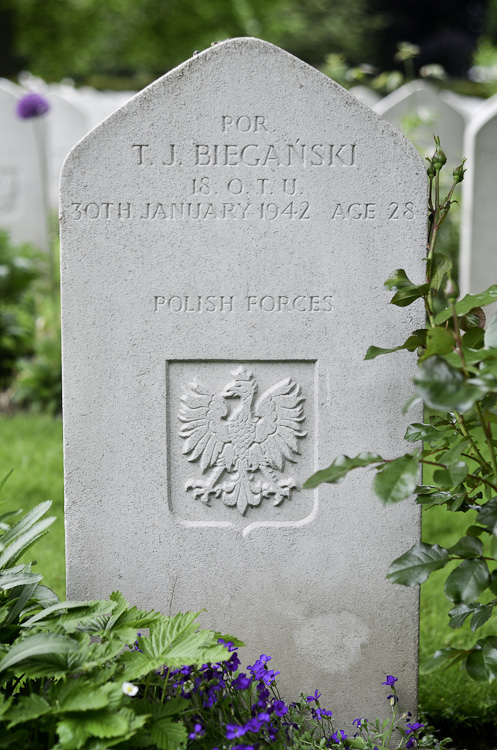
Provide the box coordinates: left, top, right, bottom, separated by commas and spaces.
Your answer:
251, 378, 306, 471
178, 381, 234, 473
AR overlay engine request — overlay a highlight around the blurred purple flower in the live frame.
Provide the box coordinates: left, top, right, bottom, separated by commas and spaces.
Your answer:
331, 729, 347, 742
16, 92, 50, 119
382, 675, 397, 686
306, 689, 322, 703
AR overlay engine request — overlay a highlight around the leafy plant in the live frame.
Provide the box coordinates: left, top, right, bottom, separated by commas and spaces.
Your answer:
305, 136, 497, 683
0, 231, 41, 389
0, 487, 446, 748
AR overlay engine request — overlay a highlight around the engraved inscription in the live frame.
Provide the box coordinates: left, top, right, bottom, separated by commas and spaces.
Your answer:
154, 294, 333, 313
178, 366, 307, 515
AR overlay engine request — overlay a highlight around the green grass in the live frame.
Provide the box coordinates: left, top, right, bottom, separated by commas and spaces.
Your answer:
0, 412, 64, 597
1, 412, 497, 732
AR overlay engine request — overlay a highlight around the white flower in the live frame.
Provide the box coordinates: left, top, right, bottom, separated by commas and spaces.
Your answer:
122, 681, 139, 697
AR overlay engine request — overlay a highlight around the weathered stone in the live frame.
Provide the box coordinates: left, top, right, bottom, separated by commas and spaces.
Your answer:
61, 39, 426, 725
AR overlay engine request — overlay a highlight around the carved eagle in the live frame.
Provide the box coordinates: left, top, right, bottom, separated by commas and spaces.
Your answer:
178, 366, 307, 515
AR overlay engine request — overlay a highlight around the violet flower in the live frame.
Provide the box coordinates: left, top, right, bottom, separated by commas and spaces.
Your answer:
16, 92, 50, 119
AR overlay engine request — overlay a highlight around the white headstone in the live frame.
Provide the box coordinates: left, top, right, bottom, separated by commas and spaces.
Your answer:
349, 85, 381, 108
0, 84, 49, 251
374, 81, 465, 166
61, 39, 426, 726
45, 90, 90, 208
460, 97, 497, 304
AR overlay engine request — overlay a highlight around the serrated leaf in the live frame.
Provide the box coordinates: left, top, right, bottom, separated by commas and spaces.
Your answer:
404, 422, 444, 442
435, 285, 497, 325
0, 633, 78, 673
466, 645, 497, 682
22, 599, 115, 628
0, 516, 55, 570
420, 647, 464, 674
364, 330, 426, 360
151, 699, 189, 719
304, 453, 383, 489
150, 718, 187, 750
448, 603, 473, 629
420, 326, 455, 361
5, 694, 50, 728
414, 356, 487, 413
448, 536, 483, 558
0, 569, 42, 591
444, 559, 490, 604
387, 542, 450, 586
1, 501, 52, 545
372, 454, 418, 505
56, 682, 115, 712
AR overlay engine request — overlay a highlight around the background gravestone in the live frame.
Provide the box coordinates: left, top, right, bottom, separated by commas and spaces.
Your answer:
0, 83, 49, 252
459, 97, 497, 307
374, 80, 465, 166
61, 38, 426, 725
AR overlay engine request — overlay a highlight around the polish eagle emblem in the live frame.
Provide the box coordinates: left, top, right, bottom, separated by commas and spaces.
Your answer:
178, 366, 307, 515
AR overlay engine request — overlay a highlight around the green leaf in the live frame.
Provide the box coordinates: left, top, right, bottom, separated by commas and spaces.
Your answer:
414, 356, 487, 413
448, 603, 473, 629
384, 268, 415, 291
435, 285, 497, 324
372, 454, 418, 505
477, 497, 497, 530
56, 681, 118, 712
448, 536, 483, 558
58, 709, 131, 740
484, 313, 497, 348
471, 604, 494, 632
22, 599, 115, 628
364, 331, 426, 360
463, 327, 485, 349
5, 694, 50, 728
150, 718, 187, 750
1, 501, 52, 545
387, 542, 450, 586
0, 470, 14, 497
420, 647, 464, 674
466, 525, 485, 538
0, 568, 42, 591
0, 516, 56, 569
0, 633, 78, 673
430, 253, 453, 290
433, 460, 468, 489
391, 283, 430, 307
444, 559, 490, 604
303, 453, 383, 489
420, 326, 455, 361
404, 423, 445, 442
466, 645, 497, 682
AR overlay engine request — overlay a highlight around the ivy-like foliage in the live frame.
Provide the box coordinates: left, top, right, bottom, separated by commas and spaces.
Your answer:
305, 136, 497, 683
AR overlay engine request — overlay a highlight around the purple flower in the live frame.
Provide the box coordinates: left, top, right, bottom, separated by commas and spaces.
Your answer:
406, 722, 424, 734
382, 675, 398, 686
233, 672, 253, 690
273, 700, 288, 717
313, 707, 333, 719
218, 638, 237, 652
406, 739, 416, 749
387, 694, 399, 705
188, 722, 205, 740
226, 724, 247, 739
352, 717, 366, 728
331, 729, 347, 742
306, 689, 322, 703
16, 92, 50, 119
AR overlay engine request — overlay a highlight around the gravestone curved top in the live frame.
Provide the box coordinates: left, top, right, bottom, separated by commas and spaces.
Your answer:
61, 38, 426, 726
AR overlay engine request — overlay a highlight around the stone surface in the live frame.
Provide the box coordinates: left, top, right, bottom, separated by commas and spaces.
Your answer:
61, 38, 426, 725
0, 83, 49, 251
374, 80, 465, 166
460, 97, 497, 305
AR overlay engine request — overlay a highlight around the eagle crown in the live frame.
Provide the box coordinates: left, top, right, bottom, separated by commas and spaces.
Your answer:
222, 367, 257, 401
